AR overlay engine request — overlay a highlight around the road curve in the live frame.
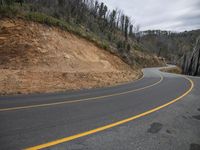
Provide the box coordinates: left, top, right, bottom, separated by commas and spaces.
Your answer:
0, 66, 197, 150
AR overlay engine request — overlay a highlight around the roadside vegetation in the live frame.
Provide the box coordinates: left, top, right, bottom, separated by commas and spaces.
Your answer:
160, 67, 182, 75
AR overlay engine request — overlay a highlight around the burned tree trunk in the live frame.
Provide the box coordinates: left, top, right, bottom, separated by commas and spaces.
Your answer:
194, 37, 200, 76
180, 36, 200, 76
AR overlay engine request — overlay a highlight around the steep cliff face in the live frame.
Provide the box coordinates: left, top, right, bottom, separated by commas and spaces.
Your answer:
180, 36, 200, 76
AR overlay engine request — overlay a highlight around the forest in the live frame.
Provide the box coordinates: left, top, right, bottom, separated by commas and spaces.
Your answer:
138, 30, 200, 62
138, 29, 200, 76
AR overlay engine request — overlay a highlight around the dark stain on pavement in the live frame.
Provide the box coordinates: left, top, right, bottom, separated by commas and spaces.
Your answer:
166, 129, 172, 134
197, 108, 200, 112
166, 129, 176, 135
189, 143, 200, 150
147, 122, 163, 134
192, 115, 200, 120
182, 115, 188, 119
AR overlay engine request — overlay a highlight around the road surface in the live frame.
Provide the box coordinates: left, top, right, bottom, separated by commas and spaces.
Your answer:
0, 66, 200, 150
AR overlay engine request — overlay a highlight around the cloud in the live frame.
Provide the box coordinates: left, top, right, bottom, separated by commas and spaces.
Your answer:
100, 0, 200, 31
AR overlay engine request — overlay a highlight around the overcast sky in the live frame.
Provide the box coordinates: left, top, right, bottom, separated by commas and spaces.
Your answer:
100, 0, 200, 32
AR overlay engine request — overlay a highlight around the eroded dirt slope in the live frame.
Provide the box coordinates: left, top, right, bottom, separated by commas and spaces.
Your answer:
0, 19, 142, 95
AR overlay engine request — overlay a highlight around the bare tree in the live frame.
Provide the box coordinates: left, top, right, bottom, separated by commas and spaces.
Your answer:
120, 14, 125, 32
134, 24, 140, 42
129, 24, 133, 37
124, 16, 130, 40
109, 9, 116, 29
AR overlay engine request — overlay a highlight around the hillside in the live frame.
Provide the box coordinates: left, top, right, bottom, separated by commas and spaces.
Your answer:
139, 30, 200, 63
0, 1, 166, 95
138, 30, 200, 76
0, 19, 164, 95
0, 19, 135, 94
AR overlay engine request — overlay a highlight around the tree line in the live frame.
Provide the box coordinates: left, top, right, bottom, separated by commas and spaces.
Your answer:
139, 29, 200, 63
30, 0, 136, 40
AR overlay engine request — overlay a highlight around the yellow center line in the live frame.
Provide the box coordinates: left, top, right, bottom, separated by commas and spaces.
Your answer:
25, 75, 194, 150
0, 73, 163, 112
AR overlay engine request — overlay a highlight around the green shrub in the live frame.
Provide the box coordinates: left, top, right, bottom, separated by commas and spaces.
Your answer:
127, 43, 131, 51
101, 42, 109, 50
133, 43, 145, 51
3, 0, 15, 5
0, 4, 20, 17
26, 12, 56, 25
117, 40, 123, 49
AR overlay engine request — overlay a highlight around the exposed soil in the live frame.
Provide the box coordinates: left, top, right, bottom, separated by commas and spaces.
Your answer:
0, 19, 144, 95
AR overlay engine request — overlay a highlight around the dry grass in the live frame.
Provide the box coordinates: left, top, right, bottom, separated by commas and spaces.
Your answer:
160, 67, 182, 74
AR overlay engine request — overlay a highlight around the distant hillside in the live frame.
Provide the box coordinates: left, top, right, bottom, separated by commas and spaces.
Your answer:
139, 29, 200, 63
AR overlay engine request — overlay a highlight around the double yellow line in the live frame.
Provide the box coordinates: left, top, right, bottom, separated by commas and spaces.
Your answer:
0, 73, 162, 112
25, 75, 194, 150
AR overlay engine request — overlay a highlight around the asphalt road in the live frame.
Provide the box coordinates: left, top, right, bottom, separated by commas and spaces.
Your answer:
0, 66, 199, 150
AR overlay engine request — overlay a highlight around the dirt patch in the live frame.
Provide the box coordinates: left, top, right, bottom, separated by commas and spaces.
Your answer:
147, 122, 163, 134
0, 19, 142, 95
0, 70, 140, 95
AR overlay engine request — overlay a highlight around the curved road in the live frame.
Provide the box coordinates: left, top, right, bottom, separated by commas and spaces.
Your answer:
0, 66, 200, 150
